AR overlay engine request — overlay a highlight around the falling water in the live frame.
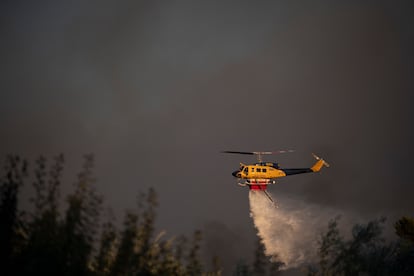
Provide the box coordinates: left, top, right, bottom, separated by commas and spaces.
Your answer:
249, 190, 348, 269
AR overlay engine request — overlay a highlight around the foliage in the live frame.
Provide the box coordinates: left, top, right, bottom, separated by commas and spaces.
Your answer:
0, 155, 220, 276
232, 238, 283, 276
187, 230, 203, 275
18, 155, 64, 275
395, 216, 414, 244
253, 238, 267, 276
310, 216, 414, 276
0, 155, 28, 274
94, 220, 117, 275
233, 259, 251, 276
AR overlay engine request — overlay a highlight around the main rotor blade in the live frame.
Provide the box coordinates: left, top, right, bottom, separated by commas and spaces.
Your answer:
253, 150, 295, 155
221, 151, 254, 155
222, 150, 294, 155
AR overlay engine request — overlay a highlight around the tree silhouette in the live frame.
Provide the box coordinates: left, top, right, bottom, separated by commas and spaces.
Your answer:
135, 188, 159, 274
60, 154, 102, 275
233, 259, 251, 276
111, 211, 139, 275
395, 217, 414, 244
157, 237, 185, 275
252, 238, 267, 276
311, 216, 414, 276
393, 216, 414, 275
268, 254, 283, 276
0, 155, 28, 275
0, 154, 214, 275
94, 220, 117, 275
18, 155, 64, 275
208, 255, 222, 276
186, 230, 203, 275
251, 237, 283, 276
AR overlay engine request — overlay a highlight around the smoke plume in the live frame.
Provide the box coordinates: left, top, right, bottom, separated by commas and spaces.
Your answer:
249, 190, 353, 269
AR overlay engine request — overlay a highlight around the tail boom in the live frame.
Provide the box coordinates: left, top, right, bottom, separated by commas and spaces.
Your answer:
280, 154, 330, 175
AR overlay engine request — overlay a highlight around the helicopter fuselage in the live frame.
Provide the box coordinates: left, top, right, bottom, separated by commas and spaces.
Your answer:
232, 163, 312, 180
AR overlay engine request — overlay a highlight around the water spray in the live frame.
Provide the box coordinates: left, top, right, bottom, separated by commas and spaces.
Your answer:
249, 190, 344, 269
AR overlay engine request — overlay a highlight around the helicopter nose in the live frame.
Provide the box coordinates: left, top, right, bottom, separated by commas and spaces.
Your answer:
232, 170, 239, 177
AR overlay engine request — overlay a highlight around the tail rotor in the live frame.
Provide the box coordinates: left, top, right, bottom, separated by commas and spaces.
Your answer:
312, 153, 330, 168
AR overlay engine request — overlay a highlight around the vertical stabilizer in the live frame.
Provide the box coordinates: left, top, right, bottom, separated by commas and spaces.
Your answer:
310, 153, 330, 172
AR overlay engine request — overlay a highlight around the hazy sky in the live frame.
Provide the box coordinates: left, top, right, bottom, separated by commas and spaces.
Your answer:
1, 0, 414, 273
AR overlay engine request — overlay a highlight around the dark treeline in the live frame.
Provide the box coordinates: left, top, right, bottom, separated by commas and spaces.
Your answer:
308, 216, 414, 276
1, 155, 413, 276
0, 154, 220, 276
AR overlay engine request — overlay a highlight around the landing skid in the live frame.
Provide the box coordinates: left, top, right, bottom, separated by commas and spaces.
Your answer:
238, 179, 276, 186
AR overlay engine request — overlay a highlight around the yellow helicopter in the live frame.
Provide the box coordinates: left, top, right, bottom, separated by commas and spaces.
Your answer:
222, 150, 330, 204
